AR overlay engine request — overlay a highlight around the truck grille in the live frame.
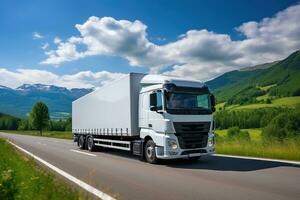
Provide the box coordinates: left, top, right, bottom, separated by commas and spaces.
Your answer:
173, 122, 210, 149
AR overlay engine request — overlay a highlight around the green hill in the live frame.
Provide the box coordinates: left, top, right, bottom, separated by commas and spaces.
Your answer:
207, 50, 300, 104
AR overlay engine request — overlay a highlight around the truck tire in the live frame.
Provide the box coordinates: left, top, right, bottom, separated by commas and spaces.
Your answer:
87, 136, 95, 152
145, 140, 158, 164
78, 135, 85, 150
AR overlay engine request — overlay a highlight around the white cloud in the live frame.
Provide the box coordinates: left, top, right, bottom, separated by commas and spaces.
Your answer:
54, 37, 62, 44
41, 3, 300, 81
41, 38, 84, 65
33, 32, 44, 39
0, 68, 125, 89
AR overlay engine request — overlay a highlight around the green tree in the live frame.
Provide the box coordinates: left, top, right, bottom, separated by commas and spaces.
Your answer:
18, 118, 31, 130
65, 117, 72, 131
30, 101, 50, 135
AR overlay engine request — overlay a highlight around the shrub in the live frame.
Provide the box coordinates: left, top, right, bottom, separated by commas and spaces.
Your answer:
262, 111, 300, 141
227, 127, 250, 141
18, 118, 31, 130
239, 130, 251, 141
227, 127, 240, 138
262, 124, 287, 141
0, 169, 18, 200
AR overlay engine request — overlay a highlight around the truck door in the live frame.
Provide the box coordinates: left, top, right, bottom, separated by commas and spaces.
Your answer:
139, 92, 149, 129
148, 90, 165, 133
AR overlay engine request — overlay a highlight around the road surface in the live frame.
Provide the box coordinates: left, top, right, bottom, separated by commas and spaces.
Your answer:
1, 132, 300, 200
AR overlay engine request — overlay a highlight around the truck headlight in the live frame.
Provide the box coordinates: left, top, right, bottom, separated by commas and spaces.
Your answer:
167, 139, 178, 149
208, 135, 215, 147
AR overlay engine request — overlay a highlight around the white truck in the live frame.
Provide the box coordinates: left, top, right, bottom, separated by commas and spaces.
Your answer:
72, 73, 216, 163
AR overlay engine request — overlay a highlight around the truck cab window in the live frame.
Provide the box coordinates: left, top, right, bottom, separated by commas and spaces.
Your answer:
156, 91, 163, 110
197, 94, 209, 108
150, 91, 163, 111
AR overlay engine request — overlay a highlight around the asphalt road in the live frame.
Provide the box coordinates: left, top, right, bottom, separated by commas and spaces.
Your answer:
1, 132, 300, 200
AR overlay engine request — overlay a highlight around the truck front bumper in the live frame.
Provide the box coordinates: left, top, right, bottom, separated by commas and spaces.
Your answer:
155, 133, 215, 159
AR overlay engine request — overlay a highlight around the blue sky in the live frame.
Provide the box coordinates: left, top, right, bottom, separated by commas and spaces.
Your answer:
0, 0, 300, 88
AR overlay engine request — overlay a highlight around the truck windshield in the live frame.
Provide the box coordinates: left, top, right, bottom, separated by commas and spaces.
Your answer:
165, 92, 211, 114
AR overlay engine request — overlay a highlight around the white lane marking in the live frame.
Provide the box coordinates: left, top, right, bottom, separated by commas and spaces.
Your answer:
7, 140, 116, 200
70, 149, 97, 157
214, 154, 300, 165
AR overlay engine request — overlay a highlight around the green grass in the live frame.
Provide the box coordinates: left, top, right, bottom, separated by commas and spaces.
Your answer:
215, 129, 300, 161
215, 129, 261, 142
0, 138, 89, 200
257, 84, 276, 91
2, 130, 72, 139
272, 96, 300, 106
256, 94, 270, 101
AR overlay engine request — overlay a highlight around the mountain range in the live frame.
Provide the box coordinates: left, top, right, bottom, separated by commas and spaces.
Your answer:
0, 84, 92, 118
0, 50, 299, 118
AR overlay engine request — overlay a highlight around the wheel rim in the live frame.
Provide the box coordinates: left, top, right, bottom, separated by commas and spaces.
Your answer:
146, 145, 154, 160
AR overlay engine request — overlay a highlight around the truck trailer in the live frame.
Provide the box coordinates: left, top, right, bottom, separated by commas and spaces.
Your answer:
72, 73, 216, 163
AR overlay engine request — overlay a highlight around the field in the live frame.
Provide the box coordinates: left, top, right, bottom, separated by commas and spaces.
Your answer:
215, 129, 300, 161
2, 130, 73, 139
0, 138, 89, 200
217, 96, 300, 111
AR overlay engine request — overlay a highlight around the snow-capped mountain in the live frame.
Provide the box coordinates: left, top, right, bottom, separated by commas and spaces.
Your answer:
0, 84, 93, 118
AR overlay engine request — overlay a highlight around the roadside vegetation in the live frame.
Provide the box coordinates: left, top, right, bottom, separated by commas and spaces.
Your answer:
0, 101, 72, 139
0, 138, 89, 200
215, 109, 300, 161
215, 128, 300, 161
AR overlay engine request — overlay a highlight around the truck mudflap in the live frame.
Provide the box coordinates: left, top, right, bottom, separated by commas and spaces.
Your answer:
132, 140, 144, 158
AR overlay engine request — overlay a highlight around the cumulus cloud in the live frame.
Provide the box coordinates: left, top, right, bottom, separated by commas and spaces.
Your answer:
54, 37, 62, 44
41, 3, 300, 81
0, 68, 125, 89
33, 32, 44, 39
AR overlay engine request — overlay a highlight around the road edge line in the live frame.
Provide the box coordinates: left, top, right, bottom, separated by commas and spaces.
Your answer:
214, 154, 300, 165
70, 149, 97, 157
7, 140, 116, 200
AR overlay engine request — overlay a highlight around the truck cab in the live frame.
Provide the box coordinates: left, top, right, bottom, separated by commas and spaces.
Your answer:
138, 75, 215, 163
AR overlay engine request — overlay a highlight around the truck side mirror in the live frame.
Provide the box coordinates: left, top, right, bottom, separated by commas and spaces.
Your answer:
150, 93, 157, 111
210, 94, 216, 112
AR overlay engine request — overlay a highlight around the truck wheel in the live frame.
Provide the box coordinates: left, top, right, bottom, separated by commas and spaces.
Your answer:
145, 140, 158, 164
87, 136, 95, 152
78, 135, 85, 150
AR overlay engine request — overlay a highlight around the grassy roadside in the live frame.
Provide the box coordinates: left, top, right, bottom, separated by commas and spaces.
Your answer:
1, 130, 72, 139
215, 129, 300, 161
0, 138, 89, 200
